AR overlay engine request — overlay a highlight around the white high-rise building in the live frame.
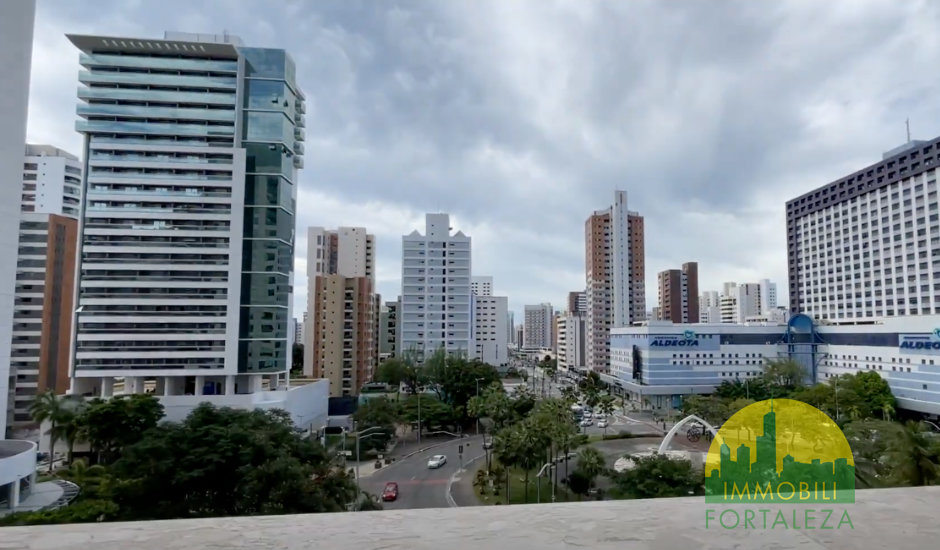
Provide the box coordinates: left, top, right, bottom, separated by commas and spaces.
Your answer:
21, 145, 83, 217
787, 136, 940, 320
523, 303, 553, 350
705, 280, 779, 324
292, 317, 302, 345
470, 276, 493, 297
557, 313, 586, 372
401, 214, 473, 361
65, 32, 327, 429
473, 295, 508, 367
719, 282, 761, 324
699, 290, 721, 323
8, 145, 82, 436
0, 0, 35, 439
759, 278, 778, 313
507, 311, 515, 346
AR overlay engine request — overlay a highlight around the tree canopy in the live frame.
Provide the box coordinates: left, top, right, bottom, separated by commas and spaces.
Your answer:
112, 404, 357, 519
611, 454, 704, 499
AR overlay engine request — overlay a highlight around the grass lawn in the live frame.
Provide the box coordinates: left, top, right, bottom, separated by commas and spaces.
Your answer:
474, 465, 586, 505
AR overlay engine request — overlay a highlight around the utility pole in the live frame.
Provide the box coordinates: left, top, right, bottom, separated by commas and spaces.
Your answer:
417, 392, 422, 444
475, 378, 484, 435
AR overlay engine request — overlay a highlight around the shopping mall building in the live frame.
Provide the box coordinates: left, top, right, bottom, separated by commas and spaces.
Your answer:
608, 314, 940, 417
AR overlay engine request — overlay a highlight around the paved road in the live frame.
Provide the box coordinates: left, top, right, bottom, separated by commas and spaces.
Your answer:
363, 435, 485, 509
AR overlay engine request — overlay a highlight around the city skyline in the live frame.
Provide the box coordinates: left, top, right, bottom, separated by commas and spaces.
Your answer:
20, 1, 940, 320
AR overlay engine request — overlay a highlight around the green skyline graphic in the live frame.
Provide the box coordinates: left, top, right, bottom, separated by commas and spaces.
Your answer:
705, 407, 855, 503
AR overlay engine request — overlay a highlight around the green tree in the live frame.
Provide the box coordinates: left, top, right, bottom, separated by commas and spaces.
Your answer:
530, 398, 578, 496
0, 499, 120, 526
715, 378, 771, 401
566, 470, 591, 500
82, 394, 164, 464
560, 385, 580, 405
680, 395, 730, 425
576, 446, 606, 489
510, 385, 537, 418
52, 399, 87, 465
468, 382, 514, 431
847, 371, 895, 420
761, 358, 806, 395
597, 396, 616, 436
612, 454, 703, 499
372, 357, 409, 387
29, 391, 84, 471
113, 404, 357, 519
422, 351, 501, 427
885, 421, 940, 486
353, 396, 400, 431
493, 424, 521, 501
400, 394, 456, 432
58, 459, 111, 499
291, 343, 303, 372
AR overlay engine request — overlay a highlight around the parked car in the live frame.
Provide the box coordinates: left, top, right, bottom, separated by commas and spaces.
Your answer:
427, 454, 447, 469
382, 482, 399, 502
597, 420, 608, 429
580, 418, 593, 427
594, 412, 604, 419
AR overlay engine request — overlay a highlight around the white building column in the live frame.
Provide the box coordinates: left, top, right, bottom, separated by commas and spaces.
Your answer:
101, 377, 114, 398
10, 479, 20, 510
195, 376, 205, 396
225, 375, 235, 395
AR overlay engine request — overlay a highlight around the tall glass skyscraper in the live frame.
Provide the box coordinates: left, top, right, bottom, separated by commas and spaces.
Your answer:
67, 32, 304, 400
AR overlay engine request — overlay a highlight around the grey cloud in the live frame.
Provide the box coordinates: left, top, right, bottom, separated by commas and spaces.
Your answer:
25, 0, 940, 318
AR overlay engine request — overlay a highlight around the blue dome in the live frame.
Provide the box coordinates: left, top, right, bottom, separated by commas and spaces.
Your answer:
787, 313, 815, 333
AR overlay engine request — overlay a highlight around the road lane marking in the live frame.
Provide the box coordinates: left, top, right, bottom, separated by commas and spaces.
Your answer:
446, 452, 485, 507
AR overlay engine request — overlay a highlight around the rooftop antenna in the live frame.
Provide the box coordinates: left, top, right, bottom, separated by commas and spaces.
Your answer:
906, 118, 911, 143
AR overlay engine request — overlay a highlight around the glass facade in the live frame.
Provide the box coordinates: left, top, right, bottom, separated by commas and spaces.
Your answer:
237, 47, 304, 373
71, 35, 305, 380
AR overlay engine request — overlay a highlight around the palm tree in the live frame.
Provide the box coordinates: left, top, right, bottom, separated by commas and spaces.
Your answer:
886, 421, 940, 486
29, 391, 77, 472
879, 399, 895, 421
560, 386, 580, 406
598, 396, 616, 437
59, 458, 109, 497
53, 401, 87, 465
576, 446, 606, 490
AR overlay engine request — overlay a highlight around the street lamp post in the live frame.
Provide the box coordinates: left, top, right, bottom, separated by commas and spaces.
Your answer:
354, 425, 387, 508
475, 377, 485, 435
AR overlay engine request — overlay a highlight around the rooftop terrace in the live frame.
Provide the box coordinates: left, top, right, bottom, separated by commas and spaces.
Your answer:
5, 486, 939, 549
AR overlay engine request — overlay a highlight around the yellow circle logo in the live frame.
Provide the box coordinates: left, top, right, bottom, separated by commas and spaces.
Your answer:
705, 399, 855, 503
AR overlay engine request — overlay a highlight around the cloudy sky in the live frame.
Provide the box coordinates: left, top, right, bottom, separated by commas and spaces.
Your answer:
23, 0, 940, 320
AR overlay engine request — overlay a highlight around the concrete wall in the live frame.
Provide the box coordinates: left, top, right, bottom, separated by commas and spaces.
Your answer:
0, 440, 36, 487
158, 379, 329, 432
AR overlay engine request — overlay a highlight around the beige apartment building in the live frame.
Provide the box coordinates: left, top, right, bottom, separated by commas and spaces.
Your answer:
305, 227, 377, 397
585, 191, 645, 372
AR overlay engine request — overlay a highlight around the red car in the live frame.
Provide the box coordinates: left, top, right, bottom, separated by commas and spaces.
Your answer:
382, 482, 399, 502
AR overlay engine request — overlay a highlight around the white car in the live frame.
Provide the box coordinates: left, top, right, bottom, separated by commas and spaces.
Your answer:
427, 454, 447, 469
580, 418, 593, 427
597, 420, 608, 429
594, 412, 604, 419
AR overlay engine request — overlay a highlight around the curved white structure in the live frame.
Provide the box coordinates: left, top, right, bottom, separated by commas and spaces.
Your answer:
0, 440, 37, 511
657, 414, 719, 454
